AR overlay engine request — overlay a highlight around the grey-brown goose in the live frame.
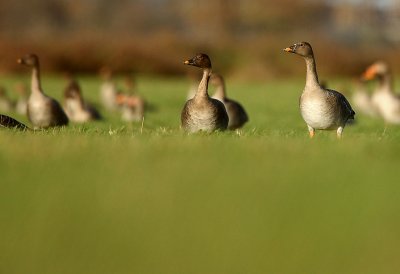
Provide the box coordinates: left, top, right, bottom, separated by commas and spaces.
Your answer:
18, 54, 68, 129
0, 114, 30, 130
63, 79, 102, 123
284, 42, 355, 138
211, 73, 248, 130
181, 53, 228, 133
99, 66, 118, 111
361, 61, 400, 124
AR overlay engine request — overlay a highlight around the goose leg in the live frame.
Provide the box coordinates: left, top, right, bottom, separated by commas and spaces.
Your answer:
337, 126, 343, 139
307, 125, 315, 138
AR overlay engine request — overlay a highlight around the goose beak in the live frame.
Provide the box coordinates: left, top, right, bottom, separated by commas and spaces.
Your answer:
17, 58, 23, 64
283, 47, 294, 53
183, 60, 190, 65
361, 67, 376, 80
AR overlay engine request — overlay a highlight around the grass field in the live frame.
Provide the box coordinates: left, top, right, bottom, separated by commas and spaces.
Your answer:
1, 75, 400, 274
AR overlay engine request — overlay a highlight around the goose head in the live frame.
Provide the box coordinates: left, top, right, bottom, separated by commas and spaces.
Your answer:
17, 54, 39, 67
184, 53, 212, 69
361, 61, 390, 81
283, 42, 314, 58
210, 73, 225, 86
64, 81, 82, 100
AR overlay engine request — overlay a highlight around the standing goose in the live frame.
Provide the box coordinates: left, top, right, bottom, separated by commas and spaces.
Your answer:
99, 66, 118, 111
63, 79, 102, 123
211, 73, 248, 130
18, 54, 68, 129
0, 114, 30, 130
181, 53, 228, 133
283, 42, 355, 138
361, 61, 400, 124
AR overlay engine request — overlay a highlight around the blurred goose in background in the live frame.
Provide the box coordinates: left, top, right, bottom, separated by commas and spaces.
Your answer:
18, 54, 68, 129
99, 66, 118, 111
63, 79, 102, 123
181, 53, 228, 133
211, 73, 248, 130
361, 61, 400, 124
14, 83, 28, 116
351, 78, 376, 118
116, 76, 146, 122
284, 42, 355, 138
0, 114, 29, 130
116, 93, 145, 122
0, 86, 14, 113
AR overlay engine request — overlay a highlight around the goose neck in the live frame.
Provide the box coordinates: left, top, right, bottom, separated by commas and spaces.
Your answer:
378, 73, 393, 93
31, 65, 43, 95
195, 68, 211, 98
304, 56, 320, 89
213, 82, 226, 101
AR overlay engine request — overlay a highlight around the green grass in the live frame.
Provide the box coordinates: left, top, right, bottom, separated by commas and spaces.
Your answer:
1, 75, 400, 274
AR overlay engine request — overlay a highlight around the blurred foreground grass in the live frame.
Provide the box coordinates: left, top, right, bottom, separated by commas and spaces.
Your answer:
1, 75, 400, 274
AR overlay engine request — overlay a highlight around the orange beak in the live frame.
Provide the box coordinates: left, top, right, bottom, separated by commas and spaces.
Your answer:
183, 60, 190, 65
283, 47, 293, 53
362, 66, 377, 80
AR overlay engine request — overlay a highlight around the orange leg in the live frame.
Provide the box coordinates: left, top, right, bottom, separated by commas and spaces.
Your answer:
336, 126, 343, 139
307, 125, 315, 138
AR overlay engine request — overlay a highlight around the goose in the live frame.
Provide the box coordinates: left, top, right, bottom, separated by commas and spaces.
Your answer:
211, 73, 248, 130
0, 114, 29, 130
361, 61, 400, 124
14, 83, 28, 116
116, 93, 145, 122
181, 53, 229, 133
99, 66, 118, 111
283, 42, 355, 138
18, 54, 68, 129
116, 76, 146, 122
63, 79, 102, 123
0, 87, 14, 113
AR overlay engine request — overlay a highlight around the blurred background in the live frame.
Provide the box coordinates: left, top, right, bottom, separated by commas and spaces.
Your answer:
1, 0, 400, 78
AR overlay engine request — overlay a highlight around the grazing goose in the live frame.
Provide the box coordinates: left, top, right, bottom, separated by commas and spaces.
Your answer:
211, 73, 248, 130
361, 61, 400, 124
99, 67, 118, 111
63, 79, 102, 123
116, 93, 145, 122
14, 83, 28, 116
18, 54, 68, 129
0, 114, 30, 130
0, 87, 14, 113
283, 42, 355, 138
181, 53, 229, 133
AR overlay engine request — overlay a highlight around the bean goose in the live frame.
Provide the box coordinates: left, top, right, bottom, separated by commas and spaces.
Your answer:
99, 67, 118, 111
181, 53, 229, 133
211, 73, 248, 130
18, 54, 68, 129
63, 79, 102, 123
283, 42, 355, 138
361, 61, 400, 124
